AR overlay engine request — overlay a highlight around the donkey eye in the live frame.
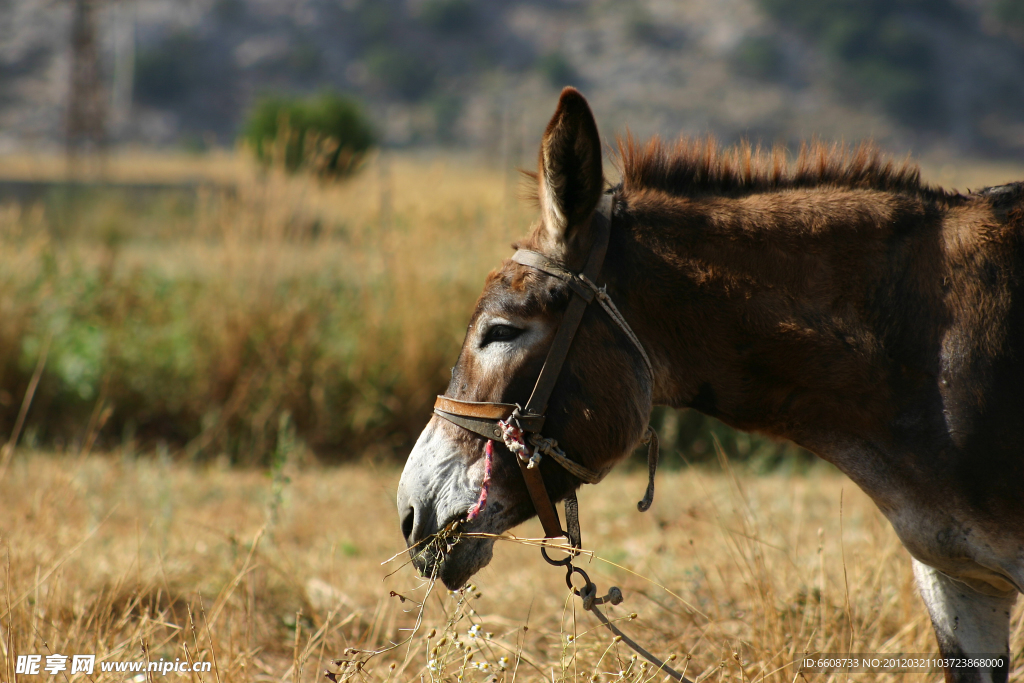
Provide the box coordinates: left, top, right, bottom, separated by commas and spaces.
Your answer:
482, 324, 523, 346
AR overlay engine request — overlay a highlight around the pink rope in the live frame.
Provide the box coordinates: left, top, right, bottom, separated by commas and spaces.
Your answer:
466, 440, 494, 521
499, 417, 540, 468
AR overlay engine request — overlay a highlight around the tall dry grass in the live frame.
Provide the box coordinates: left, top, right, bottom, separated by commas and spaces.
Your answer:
0, 452, 1019, 682
1, 150, 1022, 464
0, 151, 526, 461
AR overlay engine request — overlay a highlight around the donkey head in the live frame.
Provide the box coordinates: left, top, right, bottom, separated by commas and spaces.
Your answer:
396, 89, 653, 589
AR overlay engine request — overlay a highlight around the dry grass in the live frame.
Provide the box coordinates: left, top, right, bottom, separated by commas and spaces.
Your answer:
0, 151, 527, 460
1, 451, 1020, 682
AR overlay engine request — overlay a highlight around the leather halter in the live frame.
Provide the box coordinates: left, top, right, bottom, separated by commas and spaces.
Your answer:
432, 194, 655, 544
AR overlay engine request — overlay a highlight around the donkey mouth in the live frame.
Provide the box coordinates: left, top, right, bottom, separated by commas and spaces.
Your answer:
410, 513, 496, 589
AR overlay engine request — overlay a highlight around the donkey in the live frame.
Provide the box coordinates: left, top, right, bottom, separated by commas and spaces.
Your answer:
397, 88, 1024, 683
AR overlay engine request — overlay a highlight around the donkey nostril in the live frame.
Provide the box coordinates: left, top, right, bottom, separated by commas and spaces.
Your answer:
401, 507, 416, 545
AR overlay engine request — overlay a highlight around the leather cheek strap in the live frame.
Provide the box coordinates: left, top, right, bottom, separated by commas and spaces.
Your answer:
517, 456, 565, 539
507, 201, 611, 541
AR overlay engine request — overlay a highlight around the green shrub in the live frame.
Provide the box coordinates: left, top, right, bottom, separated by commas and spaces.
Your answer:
624, 6, 681, 48
355, 2, 394, 43
241, 93, 375, 178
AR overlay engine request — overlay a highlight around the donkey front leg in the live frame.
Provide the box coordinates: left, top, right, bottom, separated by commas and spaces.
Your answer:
912, 558, 1016, 683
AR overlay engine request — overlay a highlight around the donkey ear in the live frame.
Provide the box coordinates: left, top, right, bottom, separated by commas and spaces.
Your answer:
538, 88, 603, 254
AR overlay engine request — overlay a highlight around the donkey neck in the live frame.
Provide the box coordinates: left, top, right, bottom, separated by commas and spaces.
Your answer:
613, 186, 940, 447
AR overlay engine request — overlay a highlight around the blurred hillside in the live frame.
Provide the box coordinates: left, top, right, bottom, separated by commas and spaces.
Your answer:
2, 0, 1024, 156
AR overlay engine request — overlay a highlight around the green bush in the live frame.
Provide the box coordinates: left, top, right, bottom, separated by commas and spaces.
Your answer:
430, 93, 463, 142
241, 93, 375, 178
354, 2, 393, 43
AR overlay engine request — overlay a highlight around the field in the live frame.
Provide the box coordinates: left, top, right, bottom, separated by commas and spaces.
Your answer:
1, 148, 1024, 682
2, 453, 1021, 683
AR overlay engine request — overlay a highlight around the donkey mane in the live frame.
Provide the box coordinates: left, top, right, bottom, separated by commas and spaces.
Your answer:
615, 135, 956, 201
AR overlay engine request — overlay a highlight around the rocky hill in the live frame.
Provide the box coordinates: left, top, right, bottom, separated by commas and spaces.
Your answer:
2, 0, 1023, 157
